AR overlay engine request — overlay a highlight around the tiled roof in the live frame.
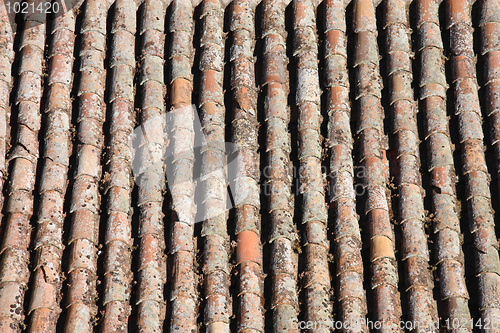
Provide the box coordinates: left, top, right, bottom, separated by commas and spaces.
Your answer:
0, 0, 498, 331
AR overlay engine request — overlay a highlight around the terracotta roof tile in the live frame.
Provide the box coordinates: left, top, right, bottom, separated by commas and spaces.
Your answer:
1, 0, 500, 331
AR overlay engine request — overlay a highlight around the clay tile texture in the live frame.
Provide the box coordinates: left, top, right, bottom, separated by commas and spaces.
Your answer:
1, 0, 500, 332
